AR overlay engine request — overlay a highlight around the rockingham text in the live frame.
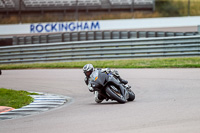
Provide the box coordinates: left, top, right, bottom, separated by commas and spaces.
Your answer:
30, 21, 100, 33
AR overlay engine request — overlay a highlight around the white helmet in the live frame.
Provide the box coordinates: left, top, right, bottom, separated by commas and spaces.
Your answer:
83, 64, 94, 77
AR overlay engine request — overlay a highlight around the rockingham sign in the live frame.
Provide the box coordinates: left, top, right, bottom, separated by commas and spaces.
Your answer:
0, 16, 200, 35
30, 21, 100, 33
0, 20, 101, 35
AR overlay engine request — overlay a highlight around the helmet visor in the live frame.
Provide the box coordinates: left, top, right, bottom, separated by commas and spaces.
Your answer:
85, 71, 92, 77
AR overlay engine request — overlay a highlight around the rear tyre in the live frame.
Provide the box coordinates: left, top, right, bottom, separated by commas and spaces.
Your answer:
105, 85, 126, 104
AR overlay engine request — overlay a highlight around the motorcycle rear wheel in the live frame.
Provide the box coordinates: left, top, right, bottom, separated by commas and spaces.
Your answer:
106, 85, 126, 104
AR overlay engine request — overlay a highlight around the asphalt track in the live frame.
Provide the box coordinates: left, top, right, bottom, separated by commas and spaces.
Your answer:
0, 69, 200, 133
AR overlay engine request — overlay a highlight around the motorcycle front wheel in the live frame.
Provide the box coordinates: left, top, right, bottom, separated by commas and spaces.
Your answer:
105, 85, 126, 104
127, 89, 135, 101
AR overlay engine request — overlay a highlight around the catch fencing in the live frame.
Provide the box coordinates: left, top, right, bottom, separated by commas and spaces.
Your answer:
0, 35, 200, 64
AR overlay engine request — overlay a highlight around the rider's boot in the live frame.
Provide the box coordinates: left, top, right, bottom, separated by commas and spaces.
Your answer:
118, 76, 128, 85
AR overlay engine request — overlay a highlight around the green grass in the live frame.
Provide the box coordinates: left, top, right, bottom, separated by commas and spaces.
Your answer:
0, 88, 38, 109
0, 57, 200, 69
156, 0, 200, 17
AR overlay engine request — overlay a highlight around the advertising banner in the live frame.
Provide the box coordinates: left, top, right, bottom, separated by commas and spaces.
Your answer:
0, 16, 200, 35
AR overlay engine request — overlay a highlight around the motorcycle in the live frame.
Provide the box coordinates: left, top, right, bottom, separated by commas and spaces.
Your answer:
89, 70, 135, 103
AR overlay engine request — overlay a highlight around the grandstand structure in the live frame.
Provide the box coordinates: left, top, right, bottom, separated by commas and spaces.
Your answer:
0, 0, 155, 12
0, 0, 15, 9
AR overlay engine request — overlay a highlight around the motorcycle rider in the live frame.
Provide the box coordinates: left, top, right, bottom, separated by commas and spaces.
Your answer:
83, 64, 129, 103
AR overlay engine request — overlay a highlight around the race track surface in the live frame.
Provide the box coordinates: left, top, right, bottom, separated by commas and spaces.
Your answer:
0, 69, 200, 133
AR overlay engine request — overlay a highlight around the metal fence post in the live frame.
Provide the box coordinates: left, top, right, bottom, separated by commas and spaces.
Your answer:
13, 36, 17, 45
128, 31, 131, 39
24, 36, 26, 44
198, 25, 200, 34
136, 31, 139, 38
31, 36, 34, 44
70, 33, 72, 41
146, 32, 148, 38
47, 35, 49, 43
86, 31, 88, 40
119, 31, 122, 39
94, 31, 97, 40
111, 31, 113, 39
164, 32, 167, 37
62, 33, 65, 42
39, 35, 42, 43
78, 32, 80, 41
102, 31, 105, 40
155, 32, 158, 37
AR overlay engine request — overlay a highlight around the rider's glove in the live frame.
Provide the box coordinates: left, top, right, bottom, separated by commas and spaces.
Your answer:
112, 70, 119, 77
101, 68, 111, 74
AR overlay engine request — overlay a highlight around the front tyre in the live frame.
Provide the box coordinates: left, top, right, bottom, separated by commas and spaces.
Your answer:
105, 85, 126, 104
127, 89, 135, 101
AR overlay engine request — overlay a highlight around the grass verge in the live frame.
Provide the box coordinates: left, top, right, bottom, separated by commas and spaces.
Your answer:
0, 57, 200, 69
0, 88, 38, 109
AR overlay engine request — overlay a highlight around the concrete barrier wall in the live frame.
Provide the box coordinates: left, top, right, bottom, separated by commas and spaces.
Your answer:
1, 16, 200, 35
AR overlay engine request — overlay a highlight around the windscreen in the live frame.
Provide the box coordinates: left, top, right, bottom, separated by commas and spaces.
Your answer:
90, 70, 108, 87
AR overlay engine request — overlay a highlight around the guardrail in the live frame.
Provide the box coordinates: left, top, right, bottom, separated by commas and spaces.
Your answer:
13, 31, 198, 45
0, 35, 199, 64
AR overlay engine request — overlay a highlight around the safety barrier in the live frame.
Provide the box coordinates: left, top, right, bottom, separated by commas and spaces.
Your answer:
13, 30, 197, 45
0, 35, 200, 64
